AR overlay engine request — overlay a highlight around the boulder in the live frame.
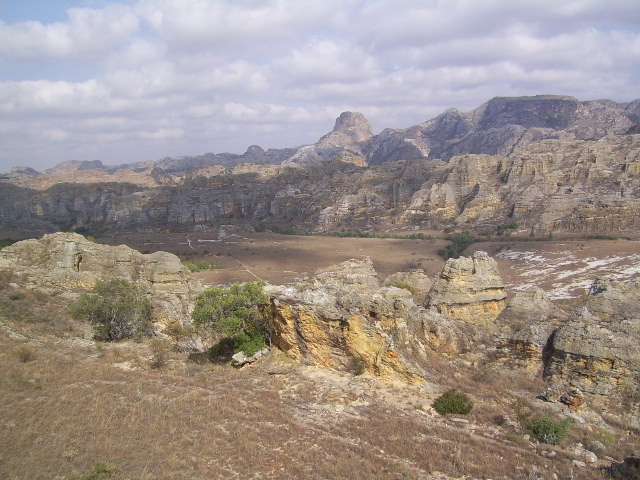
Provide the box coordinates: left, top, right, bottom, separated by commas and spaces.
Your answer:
426, 251, 507, 323
543, 279, 640, 428
497, 287, 569, 373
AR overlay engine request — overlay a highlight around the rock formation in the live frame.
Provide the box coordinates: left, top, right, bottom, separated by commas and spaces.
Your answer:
2, 95, 640, 237
264, 252, 514, 382
0, 233, 202, 326
542, 279, 640, 426
426, 251, 507, 323
265, 258, 425, 383
284, 111, 373, 166
496, 287, 569, 374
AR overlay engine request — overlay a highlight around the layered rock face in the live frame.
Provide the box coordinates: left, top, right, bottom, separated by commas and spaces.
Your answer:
0, 233, 201, 326
265, 258, 426, 383
426, 251, 507, 323
543, 279, 640, 426
2, 95, 640, 237
496, 287, 569, 374
4, 133, 640, 237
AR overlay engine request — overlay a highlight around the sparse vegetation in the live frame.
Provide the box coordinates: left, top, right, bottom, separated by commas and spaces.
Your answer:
529, 416, 574, 445
148, 338, 170, 369
15, 345, 36, 363
181, 259, 220, 272
496, 221, 519, 236
439, 232, 476, 259
192, 282, 269, 356
433, 389, 474, 415
0, 238, 16, 249
69, 462, 113, 480
331, 230, 426, 240
69, 278, 153, 341
349, 356, 366, 375
389, 280, 417, 293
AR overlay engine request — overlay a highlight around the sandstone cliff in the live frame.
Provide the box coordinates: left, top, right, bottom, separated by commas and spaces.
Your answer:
2, 95, 640, 238
0, 233, 202, 326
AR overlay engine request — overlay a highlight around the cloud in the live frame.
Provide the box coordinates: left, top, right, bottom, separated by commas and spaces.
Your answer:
0, 0, 639, 171
0, 4, 139, 60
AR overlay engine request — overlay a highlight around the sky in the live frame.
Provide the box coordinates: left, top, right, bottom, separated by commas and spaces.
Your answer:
1, 0, 639, 172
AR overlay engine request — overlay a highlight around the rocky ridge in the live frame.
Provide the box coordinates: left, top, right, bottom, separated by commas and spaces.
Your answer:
2, 95, 640, 237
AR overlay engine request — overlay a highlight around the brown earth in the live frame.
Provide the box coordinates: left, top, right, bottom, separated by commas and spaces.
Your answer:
96, 230, 450, 287
95, 230, 640, 304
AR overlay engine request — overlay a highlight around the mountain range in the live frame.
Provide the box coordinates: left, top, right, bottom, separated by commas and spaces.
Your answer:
1, 94, 639, 237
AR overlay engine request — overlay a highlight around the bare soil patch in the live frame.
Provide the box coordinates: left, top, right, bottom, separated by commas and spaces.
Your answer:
97, 230, 640, 302
97, 229, 449, 286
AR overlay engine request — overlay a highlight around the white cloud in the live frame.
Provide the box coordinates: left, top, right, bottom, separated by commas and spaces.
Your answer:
0, 0, 639, 171
0, 4, 139, 60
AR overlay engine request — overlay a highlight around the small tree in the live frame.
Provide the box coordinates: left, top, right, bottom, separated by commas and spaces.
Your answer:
191, 282, 269, 356
69, 278, 153, 341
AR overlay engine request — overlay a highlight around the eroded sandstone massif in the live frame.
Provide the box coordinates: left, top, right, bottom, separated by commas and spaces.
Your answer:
2, 95, 640, 237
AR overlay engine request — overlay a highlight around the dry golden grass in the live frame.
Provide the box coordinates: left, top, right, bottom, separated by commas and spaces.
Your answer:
0, 281, 637, 480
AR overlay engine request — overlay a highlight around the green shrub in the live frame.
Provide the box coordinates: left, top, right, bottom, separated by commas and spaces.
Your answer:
529, 416, 574, 445
349, 356, 366, 376
69, 462, 113, 480
438, 232, 475, 260
0, 238, 16, 249
192, 282, 269, 355
182, 260, 219, 272
433, 389, 473, 415
69, 278, 153, 341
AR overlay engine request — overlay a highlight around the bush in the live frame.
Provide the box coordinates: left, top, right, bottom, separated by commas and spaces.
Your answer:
433, 389, 473, 415
438, 232, 475, 260
148, 338, 170, 369
529, 416, 573, 445
182, 260, 220, 272
192, 282, 269, 355
69, 278, 153, 341
349, 356, 366, 376
16, 345, 36, 363
69, 462, 113, 480
390, 280, 417, 294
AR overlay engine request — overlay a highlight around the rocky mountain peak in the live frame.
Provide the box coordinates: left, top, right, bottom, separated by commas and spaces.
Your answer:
331, 111, 373, 142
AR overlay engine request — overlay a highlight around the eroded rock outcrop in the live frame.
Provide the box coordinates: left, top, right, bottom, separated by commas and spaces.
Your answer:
496, 287, 569, 374
265, 258, 475, 383
426, 251, 507, 323
0, 232, 201, 326
265, 258, 420, 383
543, 279, 640, 426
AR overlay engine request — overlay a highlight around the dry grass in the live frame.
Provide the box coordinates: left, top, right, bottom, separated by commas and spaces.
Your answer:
0, 267, 638, 480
